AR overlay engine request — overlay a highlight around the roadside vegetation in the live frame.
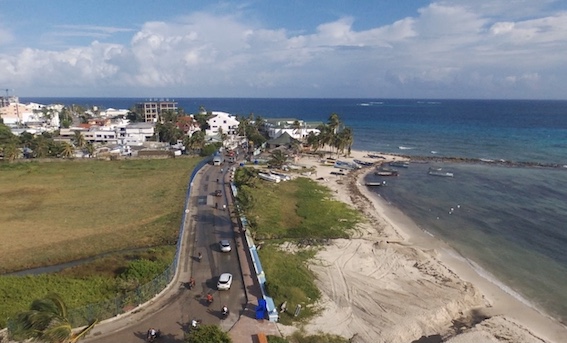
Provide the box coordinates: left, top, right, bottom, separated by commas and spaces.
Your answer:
235, 172, 360, 325
0, 157, 199, 328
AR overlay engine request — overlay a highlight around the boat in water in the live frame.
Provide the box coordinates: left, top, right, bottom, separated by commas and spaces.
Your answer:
365, 181, 384, 187
354, 159, 374, 167
389, 161, 410, 168
375, 168, 399, 176
428, 167, 454, 177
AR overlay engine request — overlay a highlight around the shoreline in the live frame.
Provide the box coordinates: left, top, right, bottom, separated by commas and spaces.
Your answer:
288, 149, 567, 343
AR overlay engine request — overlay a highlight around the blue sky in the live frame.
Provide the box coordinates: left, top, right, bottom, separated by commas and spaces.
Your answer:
1, 0, 567, 99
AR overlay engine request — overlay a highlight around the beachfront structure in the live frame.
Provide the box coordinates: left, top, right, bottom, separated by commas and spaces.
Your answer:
263, 118, 321, 141
135, 99, 178, 123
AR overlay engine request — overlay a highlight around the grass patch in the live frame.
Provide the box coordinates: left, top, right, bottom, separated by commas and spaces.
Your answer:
237, 171, 361, 324
259, 246, 319, 325
0, 157, 201, 328
0, 245, 175, 328
243, 173, 359, 240
0, 157, 199, 273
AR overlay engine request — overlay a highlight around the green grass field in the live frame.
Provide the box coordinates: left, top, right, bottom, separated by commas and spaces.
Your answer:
238, 170, 361, 324
0, 158, 199, 274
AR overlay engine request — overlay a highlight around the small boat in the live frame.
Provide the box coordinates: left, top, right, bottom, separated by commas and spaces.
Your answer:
428, 167, 453, 177
389, 161, 410, 168
375, 168, 399, 176
365, 182, 384, 187
334, 160, 361, 170
258, 172, 281, 183
354, 159, 374, 167
367, 154, 385, 159
270, 171, 291, 181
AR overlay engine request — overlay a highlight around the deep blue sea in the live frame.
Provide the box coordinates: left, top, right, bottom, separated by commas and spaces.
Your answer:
22, 97, 567, 324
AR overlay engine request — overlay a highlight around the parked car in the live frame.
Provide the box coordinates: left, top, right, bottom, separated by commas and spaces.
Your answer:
219, 239, 231, 252
217, 273, 233, 290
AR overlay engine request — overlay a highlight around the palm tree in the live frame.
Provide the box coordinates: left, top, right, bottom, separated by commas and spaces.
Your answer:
73, 131, 85, 149
268, 149, 288, 169
61, 142, 75, 159
10, 293, 97, 343
337, 127, 354, 156
84, 142, 95, 158
327, 113, 341, 134
291, 120, 301, 139
306, 131, 320, 152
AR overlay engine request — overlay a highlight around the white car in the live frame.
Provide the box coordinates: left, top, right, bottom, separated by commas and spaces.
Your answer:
217, 273, 233, 290
219, 239, 231, 252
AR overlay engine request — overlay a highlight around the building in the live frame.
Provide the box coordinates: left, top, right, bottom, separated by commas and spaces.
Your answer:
264, 118, 321, 141
205, 111, 239, 137
135, 99, 178, 123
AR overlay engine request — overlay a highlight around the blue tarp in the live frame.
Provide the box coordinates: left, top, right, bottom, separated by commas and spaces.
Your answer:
256, 298, 267, 320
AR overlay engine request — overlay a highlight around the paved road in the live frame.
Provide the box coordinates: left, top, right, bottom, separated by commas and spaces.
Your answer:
85, 163, 246, 343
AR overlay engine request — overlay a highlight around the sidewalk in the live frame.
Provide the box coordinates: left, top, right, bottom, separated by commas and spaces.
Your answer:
224, 168, 281, 343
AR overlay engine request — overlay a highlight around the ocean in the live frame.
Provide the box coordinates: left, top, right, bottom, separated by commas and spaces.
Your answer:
21, 97, 567, 324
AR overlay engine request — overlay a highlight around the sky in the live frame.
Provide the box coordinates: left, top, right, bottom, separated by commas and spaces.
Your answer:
1, 0, 567, 99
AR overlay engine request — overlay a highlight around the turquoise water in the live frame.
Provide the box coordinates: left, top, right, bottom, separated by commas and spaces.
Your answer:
22, 97, 567, 323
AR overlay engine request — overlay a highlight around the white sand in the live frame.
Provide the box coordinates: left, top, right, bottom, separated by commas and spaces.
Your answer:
276, 150, 567, 343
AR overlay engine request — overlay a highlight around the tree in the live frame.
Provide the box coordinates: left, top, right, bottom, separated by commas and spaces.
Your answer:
9, 293, 97, 343
31, 135, 50, 158
268, 149, 288, 169
2, 142, 19, 162
84, 142, 95, 158
61, 142, 75, 159
291, 120, 302, 138
185, 324, 231, 343
126, 110, 143, 123
327, 113, 341, 134
73, 131, 85, 149
306, 131, 320, 152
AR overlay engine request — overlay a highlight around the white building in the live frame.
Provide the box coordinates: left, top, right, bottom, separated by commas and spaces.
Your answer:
264, 118, 321, 141
205, 111, 239, 137
117, 122, 155, 146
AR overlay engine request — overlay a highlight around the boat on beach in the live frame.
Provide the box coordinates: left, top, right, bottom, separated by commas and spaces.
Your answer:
258, 172, 281, 183
428, 167, 454, 177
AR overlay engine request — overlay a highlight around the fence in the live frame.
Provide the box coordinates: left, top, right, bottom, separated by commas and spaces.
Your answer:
7, 156, 212, 330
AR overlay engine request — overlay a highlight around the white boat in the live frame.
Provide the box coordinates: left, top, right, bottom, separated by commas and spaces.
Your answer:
428, 167, 453, 177
270, 172, 291, 181
389, 161, 410, 168
258, 172, 281, 183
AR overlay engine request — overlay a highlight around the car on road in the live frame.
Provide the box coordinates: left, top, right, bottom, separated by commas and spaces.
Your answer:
219, 239, 231, 252
217, 273, 233, 290
214, 190, 222, 197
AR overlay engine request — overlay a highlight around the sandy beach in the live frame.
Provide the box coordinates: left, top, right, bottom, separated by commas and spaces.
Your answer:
277, 150, 567, 343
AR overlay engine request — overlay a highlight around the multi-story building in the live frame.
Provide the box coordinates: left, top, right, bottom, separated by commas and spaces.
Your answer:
205, 111, 239, 136
135, 99, 178, 123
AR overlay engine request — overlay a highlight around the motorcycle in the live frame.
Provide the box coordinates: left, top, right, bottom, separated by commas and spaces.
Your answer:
191, 319, 202, 329
221, 306, 229, 319
146, 329, 160, 342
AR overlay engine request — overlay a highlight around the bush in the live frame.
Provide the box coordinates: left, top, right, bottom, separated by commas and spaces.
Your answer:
120, 259, 168, 283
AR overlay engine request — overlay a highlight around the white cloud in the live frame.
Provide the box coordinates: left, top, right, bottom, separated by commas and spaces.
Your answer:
1, 1, 567, 98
